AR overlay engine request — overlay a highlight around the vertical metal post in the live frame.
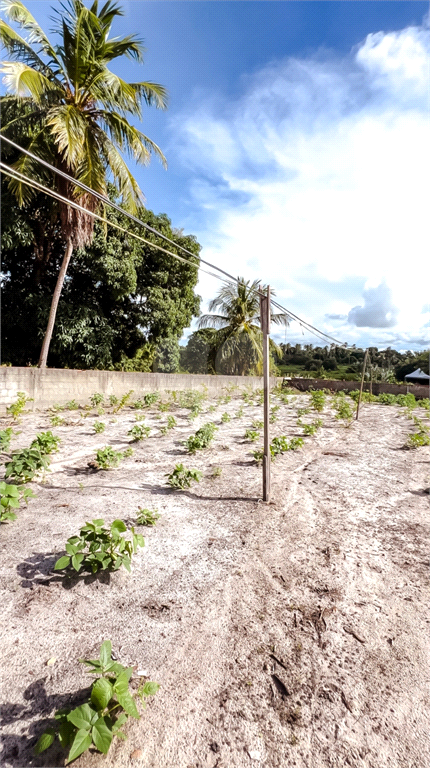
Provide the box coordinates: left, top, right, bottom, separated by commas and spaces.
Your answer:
355, 348, 368, 421
260, 285, 271, 501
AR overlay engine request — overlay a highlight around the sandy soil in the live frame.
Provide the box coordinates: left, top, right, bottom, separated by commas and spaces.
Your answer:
1, 388, 429, 768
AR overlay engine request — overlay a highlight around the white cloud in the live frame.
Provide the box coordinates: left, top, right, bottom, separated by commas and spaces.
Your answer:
171, 23, 430, 349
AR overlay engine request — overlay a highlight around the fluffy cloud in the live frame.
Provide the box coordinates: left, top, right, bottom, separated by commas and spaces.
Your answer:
171, 21, 430, 349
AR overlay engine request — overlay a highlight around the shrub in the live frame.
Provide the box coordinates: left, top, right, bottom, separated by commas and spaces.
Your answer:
166, 464, 202, 489
0, 481, 36, 523
136, 508, 160, 526
7, 391, 33, 420
378, 393, 397, 405
34, 640, 159, 763
94, 421, 106, 434
128, 425, 150, 442
54, 519, 144, 574
95, 447, 124, 470
30, 431, 60, 455
5, 448, 50, 483
90, 393, 104, 408
184, 423, 217, 454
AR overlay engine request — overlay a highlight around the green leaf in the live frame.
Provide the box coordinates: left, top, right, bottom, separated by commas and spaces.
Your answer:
34, 728, 55, 754
91, 677, 113, 710
141, 681, 160, 696
113, 667, 133, 694
116, 691, 140, 719
92, 717, 113, 754
99, 639, 112, 668
115, 729, 127, 740
72, 553, 85, 571
112, 713, 128, 731
111, 519, 127, 533
67, 728, 93, 763
58, 719, 75, 748
67, 703, 95, 730
121, 556, 131, 572
54, 555, 70, 570
66, 542, 78, 556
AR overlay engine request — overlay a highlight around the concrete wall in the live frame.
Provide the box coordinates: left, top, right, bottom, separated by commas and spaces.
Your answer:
0, 367, 282, 414
286, 377, 429, 400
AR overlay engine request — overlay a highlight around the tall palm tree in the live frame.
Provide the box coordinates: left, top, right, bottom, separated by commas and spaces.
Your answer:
0, 0, 168, 367
198, 278, 289, 375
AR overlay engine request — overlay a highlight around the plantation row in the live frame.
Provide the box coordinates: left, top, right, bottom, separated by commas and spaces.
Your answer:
1, 384, 429, 763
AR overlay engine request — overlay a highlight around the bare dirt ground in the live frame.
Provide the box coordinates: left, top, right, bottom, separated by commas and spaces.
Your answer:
1, 388, 429, 768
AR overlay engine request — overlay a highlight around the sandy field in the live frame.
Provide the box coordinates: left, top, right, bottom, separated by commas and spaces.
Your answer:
1, 386, 429, 768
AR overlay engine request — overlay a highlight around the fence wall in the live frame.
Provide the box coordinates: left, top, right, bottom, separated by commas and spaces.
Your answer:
0, 367, 282, 414
286, 377, 429, 399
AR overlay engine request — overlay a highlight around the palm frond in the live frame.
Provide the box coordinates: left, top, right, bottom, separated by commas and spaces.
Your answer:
6, 127, 54, 205
46, 104, 87, 168
0, 0, 60, 63
100, 110, 167, 168
198, 313, 229, 330
0, 60, 60, 101
0, 19, 54, 74
100, 134, 144, 211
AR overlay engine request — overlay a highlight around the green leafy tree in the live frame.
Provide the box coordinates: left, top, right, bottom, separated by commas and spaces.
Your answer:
198, 278, 289, 375
0, 0, 168, 367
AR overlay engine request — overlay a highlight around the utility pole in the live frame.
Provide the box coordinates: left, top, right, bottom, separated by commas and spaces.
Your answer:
355, 348, 369, 421
260, 285, 271, 501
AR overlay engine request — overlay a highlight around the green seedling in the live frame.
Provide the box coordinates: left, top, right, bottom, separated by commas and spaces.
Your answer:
113, 390, 134, 413
167, 415, 176, 430
270, 405, 280, 423
54, 519, 144, 575
0, 481, 36, 523
297, 407, 310, 417
245, 429, 260, 442
5, 448, 50, 483
208, 404, 216, 413
109, 395, 119, 406
143, 392, 160, 407
65, 399, 79, 410
252, 419, 264, 430
0, 427, 16, 452
310, 390, 326, 412
34, 640, 159, 763
123, 447, 134, 458
158, 401, 170, 412
90, 393, 104, 408
334, 398, 354, 424
93, 421, 106, 434
136, 508, 160, 526
211, 466, 222, 478
184, 423, 217, 454
50, 403, 65, 413
166, 464, 202, 489
128, 424, 150, 441
299, 418, 323, 436
97, 406, 105, 416
50, 414, 65, 427
30, 431, 60, 455
7, 391, 33, 420
221, 412, 230, 423
134, 414, 145, 422
253, 435, 304, 464
235, 407, 244, 418
95, 446, 124, 470
407, 431, 430, 448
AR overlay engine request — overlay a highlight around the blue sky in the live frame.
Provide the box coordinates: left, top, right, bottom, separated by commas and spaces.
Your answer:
3, 1, 430, 351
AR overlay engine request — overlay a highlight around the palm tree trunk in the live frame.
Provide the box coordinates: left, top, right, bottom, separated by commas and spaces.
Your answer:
38, 237, 74, 368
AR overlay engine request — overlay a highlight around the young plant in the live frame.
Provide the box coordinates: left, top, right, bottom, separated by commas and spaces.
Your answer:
334, 398, 354, 424
221, 412, 230, 423
310, 390, 326, 412
90, 393, 104, 408
128, 425, 150, 442
210, 466, 222, 479
95, 446, 124, 470
143, 392, 160, 407
136, 508, 160, 526
5, 448, 50, 483
297, 407, 311, 417
113, 390, 134, 413
50, 414, 65, 427
166, 464, 202, 489
407, 431, 430, 448
184, 422, 217, 454
244, 429, 260, 442
34, 640, 159, 763
0, 482, 36, 523
109, 394, 119, 406
208, 404, 216, 413
235, 406, 244, 418
123, 447, 134, 458
93, 421, 106, 434
97, 406, 105, 416
54, 519, 144, 574
253, 436, 304, 463
252, 419, 264, 430
270, 405, 280, 423
6, 391, 33, 420
299, 418, 323, 436
30, 431, 60, 455
158, 401, 170, 412
0, 427, 16, 452
65, 399, 79, 410
167, 415, 176, 430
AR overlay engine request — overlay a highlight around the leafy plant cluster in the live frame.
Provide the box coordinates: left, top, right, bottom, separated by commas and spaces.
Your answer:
30, 431, 60, 455
6, 391, 33, 421
244, 429, 260, 442
136, 508, 160, 526
0, 427, 17, 452
54, 519, 144, 575
95, 446, 125, 470
34, 641, 159, 763
253, 435, 304, 463
160, 415, 176, 435
221, 412, 230, 423
128, 424, 150, 441
270, 405, 280, 423
184, 423, 217, 454
5, 429, 60, 483
166, 464, 202, 489
310, 390, 326, 412
298, 418, 323, 436
0, 481, 36, 523
406, 416, 430, 448
333, 395, 354, 424
112, 390, 134, 413
93, 421, 106, 434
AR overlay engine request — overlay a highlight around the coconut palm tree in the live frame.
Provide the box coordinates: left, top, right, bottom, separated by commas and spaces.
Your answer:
198, 278, 289, 375
0, 0, 168, 367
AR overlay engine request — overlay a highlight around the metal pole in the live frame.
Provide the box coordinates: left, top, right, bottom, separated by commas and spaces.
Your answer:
355, 348, 369, 421
260, 285, 271, 501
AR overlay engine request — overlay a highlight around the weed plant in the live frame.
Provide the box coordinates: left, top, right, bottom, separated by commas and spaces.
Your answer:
34, 640, 159, 762
166, 464, 202, 489
7, 391, 33, 420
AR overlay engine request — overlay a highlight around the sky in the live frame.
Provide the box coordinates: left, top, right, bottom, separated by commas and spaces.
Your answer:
3, 1, 430, 352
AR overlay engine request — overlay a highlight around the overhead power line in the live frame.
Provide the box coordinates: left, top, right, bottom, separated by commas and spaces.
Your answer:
0, 136, 352, 348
